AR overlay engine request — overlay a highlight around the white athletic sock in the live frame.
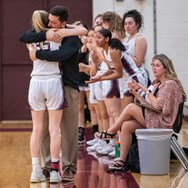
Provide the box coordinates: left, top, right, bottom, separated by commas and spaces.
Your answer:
32, 157, 40, 171
51, 158, 60, 163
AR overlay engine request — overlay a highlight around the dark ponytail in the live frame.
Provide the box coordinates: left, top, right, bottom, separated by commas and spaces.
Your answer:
98, 28, 125, 52
109, 38, 125, 51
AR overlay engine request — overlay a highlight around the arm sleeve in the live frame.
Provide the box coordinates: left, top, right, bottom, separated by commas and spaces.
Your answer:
36, 36, 80, 62
19, 29, 46, 43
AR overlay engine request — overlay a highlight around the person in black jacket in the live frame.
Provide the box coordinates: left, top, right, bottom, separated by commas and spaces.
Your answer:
19, 5, 85, 181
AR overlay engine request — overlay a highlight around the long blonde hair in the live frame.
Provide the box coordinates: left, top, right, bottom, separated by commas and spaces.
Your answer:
152, 54, 187, 102
32, 10, 49, 32
102, 11, 125, 39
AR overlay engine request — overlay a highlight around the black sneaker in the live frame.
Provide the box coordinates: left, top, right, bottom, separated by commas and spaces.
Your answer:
41, 167, 50, 180
78, 127, 86, 144
106, 160, 129, 173
62, 170, 74, 182
62, 181, 76, 188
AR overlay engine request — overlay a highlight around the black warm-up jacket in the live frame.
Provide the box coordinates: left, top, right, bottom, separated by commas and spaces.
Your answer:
19, 29, 80, 90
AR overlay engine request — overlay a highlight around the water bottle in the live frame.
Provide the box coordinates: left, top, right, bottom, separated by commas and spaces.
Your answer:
115, 141, 120, 158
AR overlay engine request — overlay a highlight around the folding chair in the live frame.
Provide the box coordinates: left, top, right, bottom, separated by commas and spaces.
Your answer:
171, 102, 188, 170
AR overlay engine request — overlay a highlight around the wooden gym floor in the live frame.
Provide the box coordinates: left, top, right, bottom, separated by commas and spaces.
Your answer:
0, 118, 188, 188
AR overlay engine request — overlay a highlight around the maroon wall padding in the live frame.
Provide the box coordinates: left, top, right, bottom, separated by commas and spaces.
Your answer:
0, 0, 92, 120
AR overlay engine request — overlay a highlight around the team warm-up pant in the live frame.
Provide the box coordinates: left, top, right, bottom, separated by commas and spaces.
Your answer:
40, 85, 79, 173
